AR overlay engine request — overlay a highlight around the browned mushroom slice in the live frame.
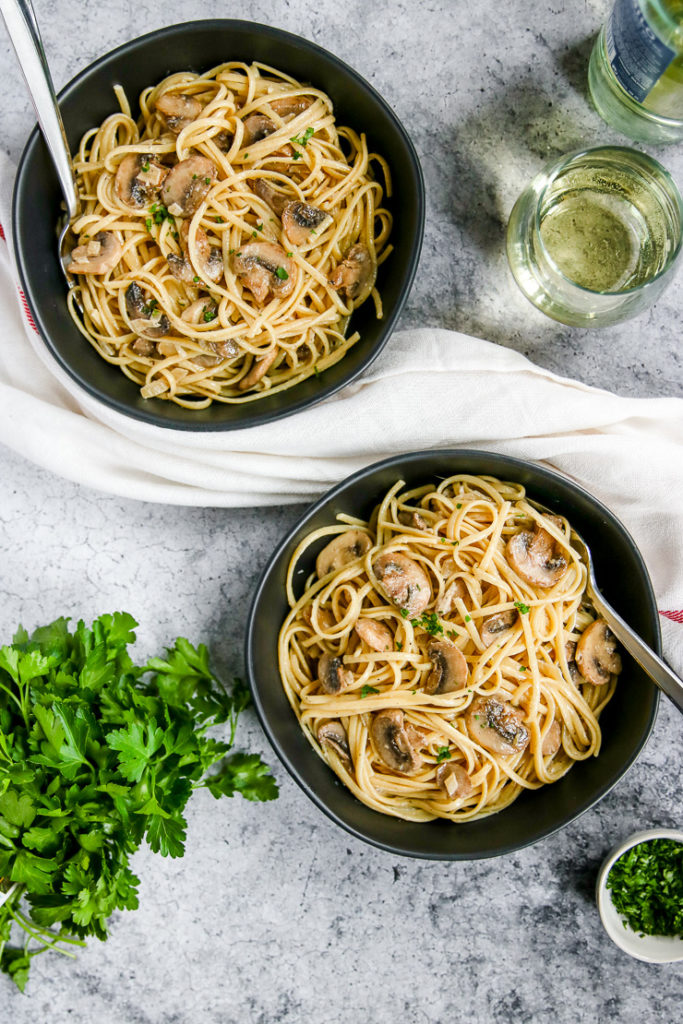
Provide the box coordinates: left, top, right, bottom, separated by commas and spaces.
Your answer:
241, 114, 277, 146
424, 640, 468, 695
436, 762, 473, 801
575, 618, 622, 685
155, 93, 203, 134
466, 694, 529, 756
541, 719, 562, 756
161, 155, 218, 217
131, 337, 156, 358
269, 96, 314, 117
251, 177, 289, 216
317, 720, 352, 771
238, 346, 280, 391
399, 509, 428, 530
506, 517, 568, 588
302, 604, 336, 632
316, 530, 372, 579
167, 220, 223, 283
317, 652, 353, 695
480, 609, 518, 647
354, 618, 394, 652
114, 153, 168, 209
125, 283, 170, 338
372, 551, 430, 616
564, 641, 585, 685
440, 578, 468, 616
232, 242, 295, 305
371, 709, 423, 774
282, 201, 333, 246
330, 243, 377, 305
69, 231, 122, 275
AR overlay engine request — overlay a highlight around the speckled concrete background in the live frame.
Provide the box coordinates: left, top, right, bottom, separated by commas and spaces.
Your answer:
1, 1, 682, 1021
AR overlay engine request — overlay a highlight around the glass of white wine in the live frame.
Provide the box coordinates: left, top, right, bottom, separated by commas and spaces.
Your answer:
506, 146, 682, 327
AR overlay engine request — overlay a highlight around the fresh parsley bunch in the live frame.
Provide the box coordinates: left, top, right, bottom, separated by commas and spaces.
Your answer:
0, 613, 277, 991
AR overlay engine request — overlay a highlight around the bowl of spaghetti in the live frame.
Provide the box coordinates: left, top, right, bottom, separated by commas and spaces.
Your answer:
12, 21, 424, 430
246, 450, 660, 859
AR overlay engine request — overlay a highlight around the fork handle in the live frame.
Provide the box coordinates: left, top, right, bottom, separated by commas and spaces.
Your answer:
590, 591, 683, 716
0, 0, 79, 218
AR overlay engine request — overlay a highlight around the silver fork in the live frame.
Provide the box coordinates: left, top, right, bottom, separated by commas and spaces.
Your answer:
530, 499, 683, 715
0, 0, 80, 286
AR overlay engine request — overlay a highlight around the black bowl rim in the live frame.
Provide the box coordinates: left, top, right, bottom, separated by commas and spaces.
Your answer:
12, 18, 425, 432
245, 448, 661, 860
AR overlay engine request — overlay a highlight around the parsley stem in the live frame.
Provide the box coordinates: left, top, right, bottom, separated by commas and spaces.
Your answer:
9, 903, 85, 956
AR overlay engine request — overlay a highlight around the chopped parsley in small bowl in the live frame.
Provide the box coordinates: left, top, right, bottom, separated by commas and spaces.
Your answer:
596, 828, 683, 962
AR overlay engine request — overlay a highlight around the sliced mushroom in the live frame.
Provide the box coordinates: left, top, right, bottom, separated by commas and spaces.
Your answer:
330, 243, 377, 305
371, 709, 423, 774
269, 96, 313, 117
241, 114, 277, 146
466, 694, 530, 756
439, 578, 468, 616
436, 762, 473, 801
372, 551, 430, 616
114, 153, 168, 209
282, 201, 333, 246
541, 719, 562, 757
480, 609, 518, 648
316, 530, 372, 579
316, 720, 352, 771
155, 93, 203, 134
161, 155, 218, 217
506, 518, 568, 588
232, 242, 296, 304
424, 640, 468, 694
68, 231, 122, 275
399, 509, 428, 530
317, 652, 353, 695
167, 220, 223, 283
131, 337, 156, 358
354, 618, 394, 653
565, 640, 585, 685
238, 346, 279, 390
575, 618, 622, 685
251, 177, 290, 216
302, 604, 336, 632
125, 282, 170, 338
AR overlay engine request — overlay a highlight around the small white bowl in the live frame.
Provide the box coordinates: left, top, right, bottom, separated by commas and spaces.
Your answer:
596, 828, 683, 963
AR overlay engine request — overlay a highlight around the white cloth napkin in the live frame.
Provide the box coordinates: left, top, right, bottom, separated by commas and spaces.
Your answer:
1, 152, 682, 672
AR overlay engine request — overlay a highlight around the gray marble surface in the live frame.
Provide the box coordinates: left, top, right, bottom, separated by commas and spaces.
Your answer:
1, 1, 682, 1021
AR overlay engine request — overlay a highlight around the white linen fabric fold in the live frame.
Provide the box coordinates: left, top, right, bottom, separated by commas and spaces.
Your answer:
1, 150, 682, 672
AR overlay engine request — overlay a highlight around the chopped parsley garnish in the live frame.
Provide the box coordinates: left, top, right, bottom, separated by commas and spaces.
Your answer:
395, 641, 403, 651
435, 747, 451, 763
193, 275, 200, 283
456, 503, 462, 509
256, 223, 264, 232
291, 150, 302, 160
192, 174, 198, 180
313, 366, 320, 377
215, 216, 224, 223
291, 126, 315, 147
464, 615, 471, 623
514, 601, 530, 615
607, 839, 683, 937
150, 203, 173, 225
145, 218, 152, 231
203, 308, 217, 322
229, 248, 235, 255
410, 611, 443, 636
204, 177, 211, 185
141, 161, 150, 172
400, 608, 409, 619
286, 251, 293, 257
519, 665, 527, 672
252, 230, 258, 238
243, 152, 249, 159
447, 629, 458, 641
275, 266, 289, 280
360, 685, 380, 698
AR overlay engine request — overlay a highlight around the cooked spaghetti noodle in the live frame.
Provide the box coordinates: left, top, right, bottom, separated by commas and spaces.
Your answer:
66, 63, 392, 407
278, 474, 622, 823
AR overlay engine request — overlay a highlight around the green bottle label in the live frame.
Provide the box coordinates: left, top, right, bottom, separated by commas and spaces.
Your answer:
606, 0, 676, 101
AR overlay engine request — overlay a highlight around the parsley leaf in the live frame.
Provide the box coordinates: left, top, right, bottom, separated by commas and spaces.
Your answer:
435, 746, 451, 763
514, 601, 530, 615
360, 685, 380, 698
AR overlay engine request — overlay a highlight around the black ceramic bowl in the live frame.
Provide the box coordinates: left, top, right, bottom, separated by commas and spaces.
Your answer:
12, 20, 424, 431
246, 449, 660, 860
